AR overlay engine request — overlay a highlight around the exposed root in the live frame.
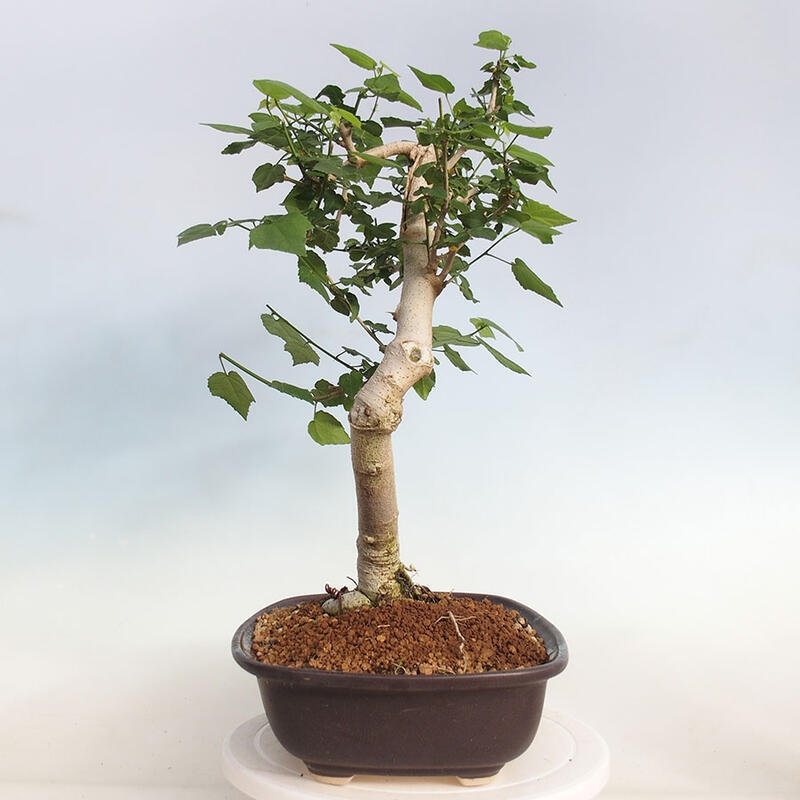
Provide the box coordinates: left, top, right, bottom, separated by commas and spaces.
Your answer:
436, 611, 475, 674
394, 566, 438, 602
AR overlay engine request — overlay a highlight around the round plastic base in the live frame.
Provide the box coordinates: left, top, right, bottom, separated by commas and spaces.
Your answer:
222, 710, 609, 799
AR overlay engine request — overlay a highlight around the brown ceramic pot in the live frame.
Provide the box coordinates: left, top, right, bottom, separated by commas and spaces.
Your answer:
231, 592, 567, 783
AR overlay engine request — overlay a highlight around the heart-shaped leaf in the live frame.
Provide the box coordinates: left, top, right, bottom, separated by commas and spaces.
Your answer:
307, 410, 351, 445
208, 371, 255, 419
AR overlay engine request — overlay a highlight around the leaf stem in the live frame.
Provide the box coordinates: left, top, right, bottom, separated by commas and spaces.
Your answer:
274, 102, 306, 174
218, 353, 273, 386
356, 317, 387, 351
465, 227, 517, 267
265, 305, 355, 369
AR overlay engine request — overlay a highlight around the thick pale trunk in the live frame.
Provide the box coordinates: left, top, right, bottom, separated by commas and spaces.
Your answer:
349, 145, 440, 600
350, 428, 400, 598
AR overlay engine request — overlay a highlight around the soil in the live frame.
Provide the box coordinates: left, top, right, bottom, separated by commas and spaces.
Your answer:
251, 594, 549, 675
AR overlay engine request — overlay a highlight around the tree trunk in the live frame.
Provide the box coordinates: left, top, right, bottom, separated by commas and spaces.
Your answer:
348, 144, 441, 600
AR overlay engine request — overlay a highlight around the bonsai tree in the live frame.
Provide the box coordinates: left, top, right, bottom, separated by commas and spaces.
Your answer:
179, 30, 573, 608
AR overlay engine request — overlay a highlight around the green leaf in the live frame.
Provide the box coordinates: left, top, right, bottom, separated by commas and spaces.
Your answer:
474, 30, 512, 51
312, 378, 345, 407
507, 143, 553, 167
521, 200, 576, 228
202, 122, 253, 135
253, 79, 329, 116
252, 163, 286, 192
362, 118, 383, 138
381, 116, 419, 129
253, 79, 292, 100
518, 219, 561, 244
307, 410, 351, 445
408, 65, 455, 94
441, 345, 473, 372
454, 272, 477, 303
511, 259, 562, 306
310, 158, 344, 179
298, 251, 330, 300
470, 317, 524, 350
330, 43, 377, 71
250, 212, 312, 256
432, 325, 480, 348
508, 161, 553, 190
412, 369, 436, 400
504, 122, 552, 139
363, 74, 397, 97
208, 371, 255, 419
363, 319, 392, 335
513, 54, 537, 69
397, 89, 424, 111
308, 222, 339, 252
329, 106, 362, 129
462, 121, 497, 140
364, 74, 423, 111
338, 370, 364, 398
319, 84, 346, 105
261, 313, 320, 366
177, 222, 226, 246
221, 140, 256, 155
330, 289, 359, 320
281, 182, 317, 213
468, 226, 497, 240
249, 112, 282, 131
480, 341, 530, 376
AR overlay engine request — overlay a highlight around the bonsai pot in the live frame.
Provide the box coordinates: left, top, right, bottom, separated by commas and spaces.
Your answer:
231, 592, 568, 783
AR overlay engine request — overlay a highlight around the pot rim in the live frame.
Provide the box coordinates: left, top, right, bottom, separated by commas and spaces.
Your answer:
232, 592, 568, 688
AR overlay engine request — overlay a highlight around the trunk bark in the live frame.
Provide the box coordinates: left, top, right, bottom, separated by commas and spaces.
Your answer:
348, 144, 441, 600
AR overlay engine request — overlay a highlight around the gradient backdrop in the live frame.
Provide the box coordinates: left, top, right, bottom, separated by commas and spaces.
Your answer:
2, 1, 798, 797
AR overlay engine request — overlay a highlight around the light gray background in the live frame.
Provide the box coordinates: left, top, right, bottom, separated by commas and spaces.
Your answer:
2, 1, 798, 797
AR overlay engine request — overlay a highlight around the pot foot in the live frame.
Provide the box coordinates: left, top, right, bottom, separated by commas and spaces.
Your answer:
308, 771, 354, 785
457, 774, 498, 786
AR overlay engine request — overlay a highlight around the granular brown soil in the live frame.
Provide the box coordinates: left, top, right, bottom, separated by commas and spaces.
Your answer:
251, 595, 549, 675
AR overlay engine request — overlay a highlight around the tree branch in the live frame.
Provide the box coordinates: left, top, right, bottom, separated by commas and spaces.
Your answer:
338, 121, 356, 154
446, 146, 467, 172
346, 139, 418, 167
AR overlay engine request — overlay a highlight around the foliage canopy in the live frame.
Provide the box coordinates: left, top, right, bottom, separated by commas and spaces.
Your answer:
179, 31, 573, 444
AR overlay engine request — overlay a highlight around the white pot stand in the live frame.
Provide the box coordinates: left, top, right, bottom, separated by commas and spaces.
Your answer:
223, 709, 609, 800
